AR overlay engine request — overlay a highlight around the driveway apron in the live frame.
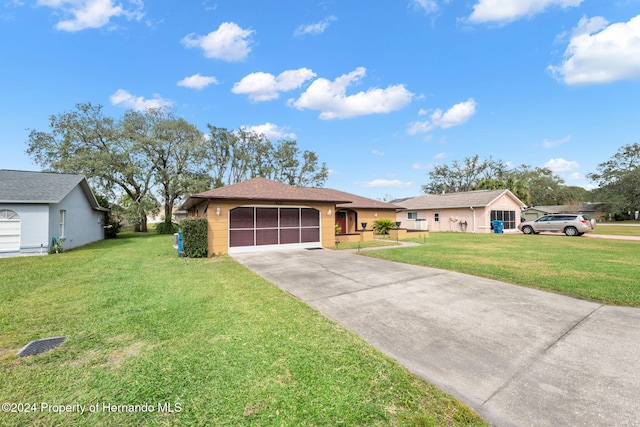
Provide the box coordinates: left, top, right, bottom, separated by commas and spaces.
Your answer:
232, 249, 640, 427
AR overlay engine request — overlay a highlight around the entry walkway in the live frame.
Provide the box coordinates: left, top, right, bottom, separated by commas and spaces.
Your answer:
233, 249, 640, 427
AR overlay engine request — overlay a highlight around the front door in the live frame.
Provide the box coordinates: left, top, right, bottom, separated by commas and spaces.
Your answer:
336, 211, 347, 234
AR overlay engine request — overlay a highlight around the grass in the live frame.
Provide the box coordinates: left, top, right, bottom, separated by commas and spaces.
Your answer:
333, 239, 400, 250
366, 233, 640, 307
591, 223, 640, 236
0, 232, 487, 427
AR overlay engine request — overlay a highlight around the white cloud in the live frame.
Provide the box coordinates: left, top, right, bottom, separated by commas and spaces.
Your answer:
543, 158, 579, 172
242, 122, 296, 140
182, 22, 254, 62
290, 67, 413, 119
372, 150, 385, 156
411, 0, 440, 14
356, 179, 414, 188
567, 172, 584, 180
407, 98, 477, 134
548, 15, 640, 85
294, 15, 337, 36
177, 73, 219, 90
433, 151, 450, 159
37, 0, 144, 31
468, 0, 582, 24
110, 89, 172, 111
541, 135, 571, 148
412, 163, 434, 170
232, 68, 316, 102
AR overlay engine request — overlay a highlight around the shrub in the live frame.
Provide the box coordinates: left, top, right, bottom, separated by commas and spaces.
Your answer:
181, 218, 208, 258
372, 218, 397, 235
155, 217, 179, 235
50, 237, 65, 254
103, 212, 122, 239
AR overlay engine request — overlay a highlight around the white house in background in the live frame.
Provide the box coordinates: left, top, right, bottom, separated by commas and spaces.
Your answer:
0, 170, 108, 257
395, 189, 527, 233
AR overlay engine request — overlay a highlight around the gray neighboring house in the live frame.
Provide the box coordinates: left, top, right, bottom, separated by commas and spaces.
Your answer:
521, 203, 605, 222
0, 170, 108, 257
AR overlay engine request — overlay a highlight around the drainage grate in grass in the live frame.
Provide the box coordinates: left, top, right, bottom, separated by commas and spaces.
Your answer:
17, 336, 66, 357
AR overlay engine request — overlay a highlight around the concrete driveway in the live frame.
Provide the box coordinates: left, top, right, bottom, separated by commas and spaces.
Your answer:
233, 249, 640, 427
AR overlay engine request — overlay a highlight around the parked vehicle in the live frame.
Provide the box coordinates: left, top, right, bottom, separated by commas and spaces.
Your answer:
517, 214, 596, 236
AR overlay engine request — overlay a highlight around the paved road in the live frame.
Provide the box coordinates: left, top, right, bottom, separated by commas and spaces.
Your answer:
233, 249, 640, 427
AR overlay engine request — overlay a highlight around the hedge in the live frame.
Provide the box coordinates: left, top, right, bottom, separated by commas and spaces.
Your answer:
181, 218, 208, 258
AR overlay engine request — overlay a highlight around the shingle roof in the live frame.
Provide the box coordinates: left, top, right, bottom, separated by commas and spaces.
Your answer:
186, 177, 352, 208
183, 177, 402, 211
396, 189, 526, 210
525, 203, 604, 214
0, 169, 104, 210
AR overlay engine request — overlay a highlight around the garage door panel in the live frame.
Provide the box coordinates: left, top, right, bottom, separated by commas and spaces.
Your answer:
301, 227, 320, 243
256, 208, 278, 228
280, 208, 300, 227
256, 229, 278, 245
301, 208, 320, 226
230, 229, 254, 247
0, 210, 20, 252
280, 228, 300, 244
230, 207, 254, 229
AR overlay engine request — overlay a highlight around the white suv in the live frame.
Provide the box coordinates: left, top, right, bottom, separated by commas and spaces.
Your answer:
518, 214, 596, 236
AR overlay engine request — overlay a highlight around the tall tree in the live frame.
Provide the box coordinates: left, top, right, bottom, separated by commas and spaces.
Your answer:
588, 143, 640, 219
422, 155, 509, 194
509, 165, 565, 206
26, 103, 158, 231
126, 108, 211, 220
202, 126, 328, 187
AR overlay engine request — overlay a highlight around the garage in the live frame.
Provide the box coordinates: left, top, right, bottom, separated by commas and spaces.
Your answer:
0, 209, 20, 252
229, 206, 321, 253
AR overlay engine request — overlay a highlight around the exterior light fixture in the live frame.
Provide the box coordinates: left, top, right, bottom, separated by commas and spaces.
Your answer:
216, 207, 221, 216
327, 209, 332, 216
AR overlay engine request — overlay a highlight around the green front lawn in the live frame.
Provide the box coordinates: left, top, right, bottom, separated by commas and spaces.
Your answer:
591, 224, 640, 236
367, 233, 640, 307
0, 232, 487, 427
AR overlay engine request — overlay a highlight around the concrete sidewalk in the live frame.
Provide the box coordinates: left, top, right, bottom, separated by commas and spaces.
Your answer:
233, 249, 640, 427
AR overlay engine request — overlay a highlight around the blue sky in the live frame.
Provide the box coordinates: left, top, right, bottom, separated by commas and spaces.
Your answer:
1, 0, 639, 200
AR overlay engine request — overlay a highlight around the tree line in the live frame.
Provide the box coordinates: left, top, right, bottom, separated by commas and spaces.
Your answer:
26, 103, 328, 232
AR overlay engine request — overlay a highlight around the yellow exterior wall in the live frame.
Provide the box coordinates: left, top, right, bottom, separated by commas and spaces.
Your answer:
192, 200, 335, 256
337, 208, 397, 232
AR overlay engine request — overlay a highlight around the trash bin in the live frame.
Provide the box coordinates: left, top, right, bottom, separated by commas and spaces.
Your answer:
177, 229, 185, 256
491, 220, 504, 234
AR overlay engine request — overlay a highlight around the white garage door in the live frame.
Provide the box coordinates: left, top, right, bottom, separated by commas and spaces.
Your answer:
229, 206, 321, 254
0, 210, 20, 252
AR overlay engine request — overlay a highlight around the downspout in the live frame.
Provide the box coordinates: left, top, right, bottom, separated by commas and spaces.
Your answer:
470, 207, 476, 233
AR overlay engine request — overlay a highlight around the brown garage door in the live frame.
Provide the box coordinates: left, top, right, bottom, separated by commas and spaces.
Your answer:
229, 207, 321, 253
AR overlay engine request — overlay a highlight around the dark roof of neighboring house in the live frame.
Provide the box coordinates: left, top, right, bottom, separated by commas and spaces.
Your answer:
0, 169, 106, 211
395, 189, 526, 210
184, 177, 352, 209
524, 203, 604, 214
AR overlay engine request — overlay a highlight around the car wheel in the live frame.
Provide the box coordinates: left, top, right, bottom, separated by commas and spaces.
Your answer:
522, 226, 534, 235
565, 226, 579, 236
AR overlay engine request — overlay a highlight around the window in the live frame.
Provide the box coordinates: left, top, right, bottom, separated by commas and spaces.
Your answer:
434, 213, 439, 222
490, 210, 516, 229
59, 210, 66, 237
408, 212, 418, 220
